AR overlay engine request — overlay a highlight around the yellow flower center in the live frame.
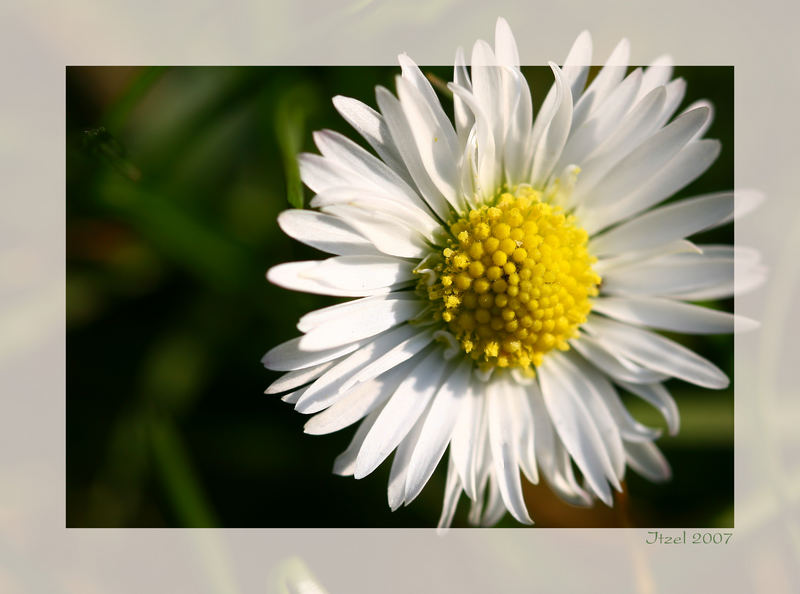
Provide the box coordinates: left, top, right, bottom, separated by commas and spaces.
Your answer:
421, 187, 600, 372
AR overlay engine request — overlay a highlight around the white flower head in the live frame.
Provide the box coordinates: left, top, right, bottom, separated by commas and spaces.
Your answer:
263, 18, 756, 527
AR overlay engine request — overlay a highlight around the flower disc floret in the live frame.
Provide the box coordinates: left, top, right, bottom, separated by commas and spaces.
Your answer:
421, 187, 601, 371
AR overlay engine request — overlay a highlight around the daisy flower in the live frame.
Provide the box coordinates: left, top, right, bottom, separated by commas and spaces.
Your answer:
263, 18, 758, 527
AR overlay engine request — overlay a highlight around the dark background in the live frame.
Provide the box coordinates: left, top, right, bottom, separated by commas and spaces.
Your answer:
66, 65, 734, 528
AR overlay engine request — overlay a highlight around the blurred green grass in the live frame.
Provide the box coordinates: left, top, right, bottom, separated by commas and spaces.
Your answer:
66, 65, 734, 528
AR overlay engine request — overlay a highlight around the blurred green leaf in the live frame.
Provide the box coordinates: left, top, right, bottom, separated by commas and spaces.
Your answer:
274, 83, 318, 208
82, 127, 141, 181
138, 69, 268, 183
96, 180, 259, 292
95, 411, 150, 524
104, 66, 168, 132
141, 333, 209, 413
626, 391, 733, 445
149, 416, 218, 527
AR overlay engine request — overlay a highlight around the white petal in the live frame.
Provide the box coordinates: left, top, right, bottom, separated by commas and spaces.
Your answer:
468, 482, 485, 526
387, 397, 432, 510
281, 385, 307, 404
312, 129, 425, 210
714, 188, 765, 227
453, 47, 474, 147
551, 352, 626, 481
537, 358, 617, 505
530, 379, 594, 507
302, 356, 415, 434
494, 28, 525, 176
551, 437, 594, 506
470, 40, 505, 160
669, 262, 766, 300
591, 296, 754, 334
458, 126, 480, 201
569, 333, 669, 384
654, 77, 687, 128
261, 335, 363, 372
584, 315, 729, 389
507, 378, 538, 485
404, 359, 473, 503
341, 328, 435, 391
299, 295, 423, 351
394, 73, 462, 210
449, 377, 483, 500
589, 192, 734, 257
303, 254, 414, 289
310, 191, 439, 242
295, 323, 420, 414
375, 86, 451, 220
568, 354, 661, 442
555, 68, 643, 173
481, 473, 508, 526
530, 63, 573, 186
448, 83, 498, 198
332, 408, 382, 476
579, 106, 711, 214
437, 455, 463, 531
268, 260, 399, 297
265, 360, 336, 395
593, 239, 702, 275
487, 376, 533, 524
526, 379, 556, 478
277, 209, 376, 256
698, 244, 753, 261
310, 189, 440, 239
681, 99, 714, 140
583, 138, 721, 234
354, 347, 448, 478
332, 95, 414, 187
503, 68, 534, 186
473, 394, 493, 492
296, 152, 342, 194
494, 17, 519, 68
299, 148, 424, 213
570, 38, 630, 129
615, 379, 680, 436
398, 54, 455, 137
636, 56, 673, 101
576, 78, 686, 198
561, 30, 592, 99
624, 440, 671, 482
303, 255, 415, 292
600, 251, 733, 297
296, 293, 414, 333
570, 85, 667, 200
321, 204, 429, 259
